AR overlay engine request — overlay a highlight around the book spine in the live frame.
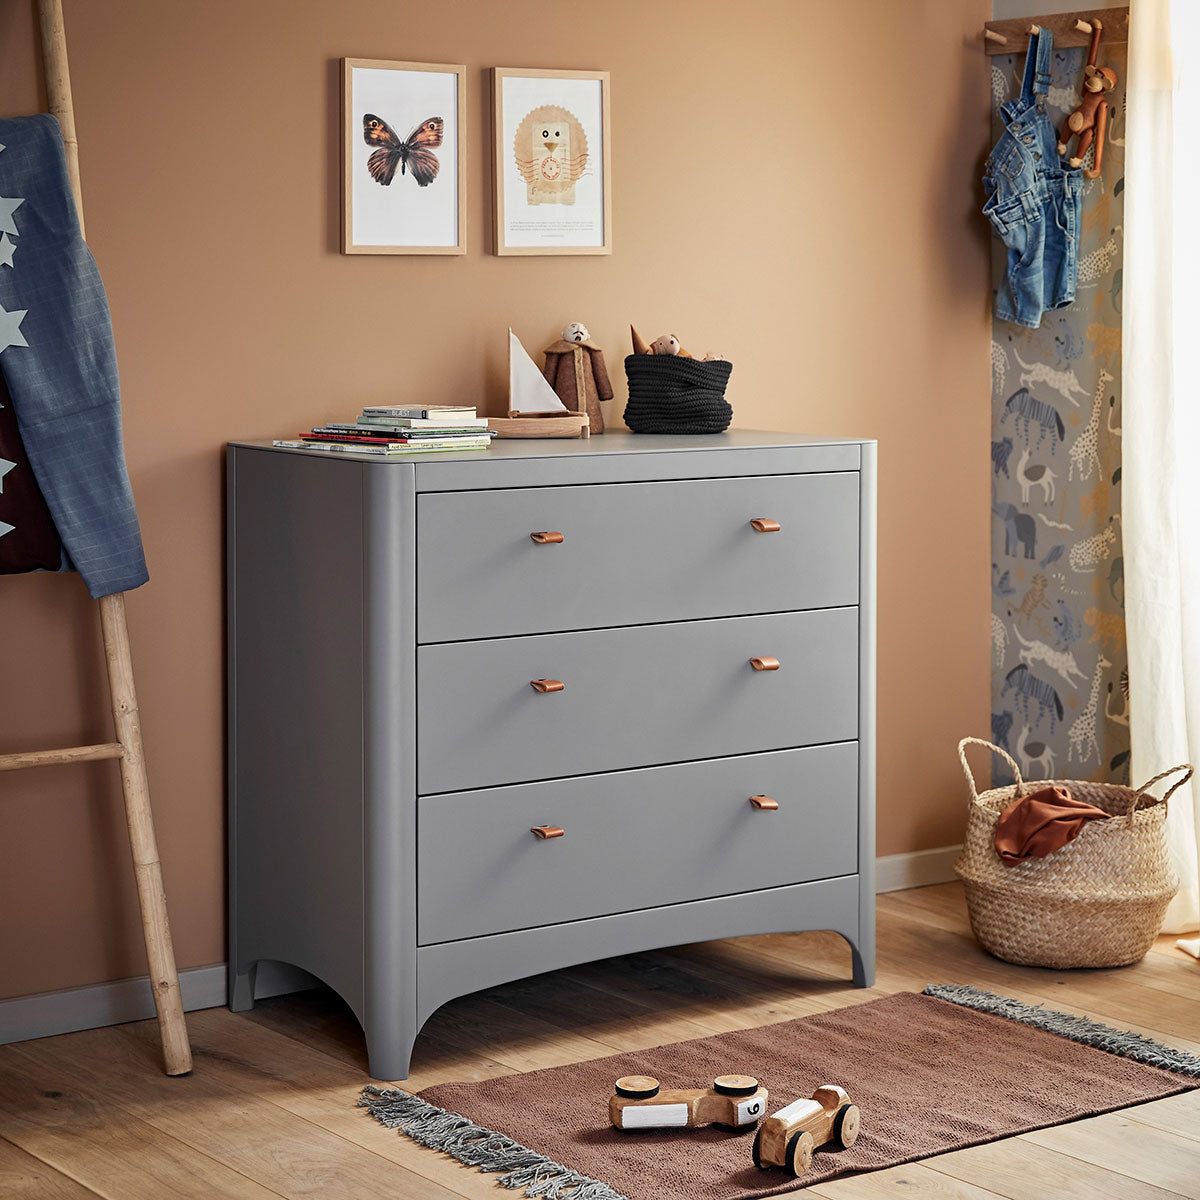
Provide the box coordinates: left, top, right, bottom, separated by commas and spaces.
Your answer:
272, 440, 400, 455
356, 417, 487, 429
303, 433, 492, 449
360, 407, 476, 419
316, 423, 491, 436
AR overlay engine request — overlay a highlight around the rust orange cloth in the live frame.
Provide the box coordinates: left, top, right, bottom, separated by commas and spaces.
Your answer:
994, 784, 1111, 864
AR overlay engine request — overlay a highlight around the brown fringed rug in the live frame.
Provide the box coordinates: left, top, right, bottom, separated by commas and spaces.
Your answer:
360, 986, 1200, 1199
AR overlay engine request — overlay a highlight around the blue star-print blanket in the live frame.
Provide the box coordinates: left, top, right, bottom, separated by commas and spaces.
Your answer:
0, 114, 147, 597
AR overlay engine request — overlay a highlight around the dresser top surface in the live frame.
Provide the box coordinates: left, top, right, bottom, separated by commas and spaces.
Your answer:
230, 429, 873, 465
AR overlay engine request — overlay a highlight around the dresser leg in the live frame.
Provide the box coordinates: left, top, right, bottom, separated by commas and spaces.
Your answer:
838, 931, 875, 989
849, 942, 874, 988
365, 1028, 416, 1082
229, 962, 258, 1012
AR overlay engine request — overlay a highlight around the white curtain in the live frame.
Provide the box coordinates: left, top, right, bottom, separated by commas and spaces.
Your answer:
1124, 0, 1200, 935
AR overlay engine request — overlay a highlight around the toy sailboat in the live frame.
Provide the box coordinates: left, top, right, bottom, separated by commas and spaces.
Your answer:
489, 330, 590, 439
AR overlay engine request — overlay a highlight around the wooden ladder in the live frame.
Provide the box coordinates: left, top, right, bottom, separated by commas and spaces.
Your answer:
0, 0, 191, 1077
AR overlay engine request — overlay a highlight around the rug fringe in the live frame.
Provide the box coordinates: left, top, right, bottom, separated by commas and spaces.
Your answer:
358, 1085, 630, 1200
925, 983, 1200, 1078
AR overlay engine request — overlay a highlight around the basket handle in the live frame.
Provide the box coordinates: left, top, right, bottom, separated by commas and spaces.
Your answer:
1124, 764, 1194, 822
958, 738, 1024, 805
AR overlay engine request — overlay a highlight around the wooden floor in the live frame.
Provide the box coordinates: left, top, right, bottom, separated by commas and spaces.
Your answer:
2, 882, 1198, 1199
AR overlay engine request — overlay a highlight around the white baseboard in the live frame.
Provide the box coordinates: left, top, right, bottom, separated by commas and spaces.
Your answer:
2, 850, 962, 1046
874, 844, 962, 893
0, 960, 316, 1048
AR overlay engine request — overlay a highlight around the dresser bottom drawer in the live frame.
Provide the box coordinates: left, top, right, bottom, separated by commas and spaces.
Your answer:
417, 742, 858, 945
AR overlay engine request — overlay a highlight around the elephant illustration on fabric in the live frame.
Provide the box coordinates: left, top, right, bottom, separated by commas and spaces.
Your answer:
993, 499, 1037, 560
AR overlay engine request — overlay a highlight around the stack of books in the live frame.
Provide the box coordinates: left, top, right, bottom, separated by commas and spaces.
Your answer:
273, 405, 494, 455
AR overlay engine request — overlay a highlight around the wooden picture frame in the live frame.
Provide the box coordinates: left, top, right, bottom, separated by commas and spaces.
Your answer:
491, 67, 612, 256
341, 58, 466, 255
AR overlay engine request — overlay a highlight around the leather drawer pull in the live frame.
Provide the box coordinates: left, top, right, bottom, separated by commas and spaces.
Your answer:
530, 678, 565, 693
530, 531, 564, 544
749, 656, 780, 671
531, 825, 565, 839
750, 518, 781, 533
748, 795, 779, 810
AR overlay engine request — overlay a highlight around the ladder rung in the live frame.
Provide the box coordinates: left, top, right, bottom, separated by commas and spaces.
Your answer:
0, 742, 124, 772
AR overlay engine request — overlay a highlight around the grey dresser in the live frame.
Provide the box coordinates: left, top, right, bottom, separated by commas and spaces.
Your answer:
227, 431, 876, 1079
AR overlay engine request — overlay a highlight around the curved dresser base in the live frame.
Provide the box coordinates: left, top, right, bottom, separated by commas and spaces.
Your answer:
406, 874, 870, 1079
231, 876, 872, 1081
416, 873, 869, 1032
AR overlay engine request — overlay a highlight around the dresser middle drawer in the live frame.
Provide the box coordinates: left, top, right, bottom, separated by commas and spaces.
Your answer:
417, 742, 859, 944
415, 473, 860, 643
417, 608, 859, 794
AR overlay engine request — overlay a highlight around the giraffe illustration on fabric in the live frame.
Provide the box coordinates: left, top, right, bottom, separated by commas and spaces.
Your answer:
1069, 369, 1112, 483
1068, 655, 1112, 766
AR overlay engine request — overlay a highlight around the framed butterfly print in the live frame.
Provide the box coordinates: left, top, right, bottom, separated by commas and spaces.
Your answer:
491, 68, 612, 256
341, 59, 466, 255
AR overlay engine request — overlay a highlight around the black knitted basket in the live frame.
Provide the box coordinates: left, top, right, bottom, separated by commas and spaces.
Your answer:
623, 354, 733, 434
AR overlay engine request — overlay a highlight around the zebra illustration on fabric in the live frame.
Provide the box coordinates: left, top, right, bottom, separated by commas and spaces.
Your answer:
1001, 664, 1064, 732
992, 436, 1014, 478
1002, 388, 1066, 453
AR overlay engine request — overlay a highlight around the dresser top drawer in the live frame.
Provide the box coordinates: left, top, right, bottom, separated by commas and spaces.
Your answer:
417, 472, 860, 643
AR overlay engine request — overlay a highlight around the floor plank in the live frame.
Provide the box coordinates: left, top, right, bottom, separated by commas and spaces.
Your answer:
1023, 1111, 1200, 1197
0, 1044, 282, 1200
0, 1137, 101, 1199
923, 1135, 1189, 1200
7, 1030, 464, 1200
809, 1161, 1007, 1198
1121, 1090, 1200, 1142
2, 882, 1197, 1200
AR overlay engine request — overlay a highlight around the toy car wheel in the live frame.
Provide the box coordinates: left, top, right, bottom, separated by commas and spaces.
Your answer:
752, 1125, 768, 1169
614, 1075, 660, 1099
713, 1075, 760, 1097
832, 1103, 861, 1149
787, 1130, 815, 1178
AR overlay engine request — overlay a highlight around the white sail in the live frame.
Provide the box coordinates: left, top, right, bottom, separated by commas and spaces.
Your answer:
509, 329, 567, 413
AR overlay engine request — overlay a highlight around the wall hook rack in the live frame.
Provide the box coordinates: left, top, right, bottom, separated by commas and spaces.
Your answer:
982, 6, 1128, 55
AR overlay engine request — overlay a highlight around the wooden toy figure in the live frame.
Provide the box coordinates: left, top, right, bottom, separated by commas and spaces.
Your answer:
542, 322, 613, 434
610, 1075, 769, 1131
752, 1085, 862, 1177
1057, 18, 1116, 180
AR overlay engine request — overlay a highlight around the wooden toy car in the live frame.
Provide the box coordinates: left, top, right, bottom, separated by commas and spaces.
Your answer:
609, 1074, 769, 1131
752, 1085, 861, 1176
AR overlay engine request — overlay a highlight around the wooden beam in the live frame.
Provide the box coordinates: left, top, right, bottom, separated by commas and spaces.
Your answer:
983, 7, 1129, 55
0, 742, 123, 771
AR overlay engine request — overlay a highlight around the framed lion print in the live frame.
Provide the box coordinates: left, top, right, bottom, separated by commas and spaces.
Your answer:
341, 59, 466, 255
491, 68, 611, 256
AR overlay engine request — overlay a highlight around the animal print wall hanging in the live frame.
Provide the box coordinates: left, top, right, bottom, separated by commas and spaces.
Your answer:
990, 44, 1128, 788
341, 60, 466, 256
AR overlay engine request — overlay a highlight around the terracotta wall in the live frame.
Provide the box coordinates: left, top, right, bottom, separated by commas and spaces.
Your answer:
0, 0, 990, 1001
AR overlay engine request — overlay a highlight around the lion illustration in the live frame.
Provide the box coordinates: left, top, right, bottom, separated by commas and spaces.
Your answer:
513, 105, 589, 206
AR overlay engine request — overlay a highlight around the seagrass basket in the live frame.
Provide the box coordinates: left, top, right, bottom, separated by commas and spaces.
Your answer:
955, 738, 1191, 969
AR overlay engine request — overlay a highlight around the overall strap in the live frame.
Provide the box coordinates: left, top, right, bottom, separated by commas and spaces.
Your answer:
1021, 27, 1054, 106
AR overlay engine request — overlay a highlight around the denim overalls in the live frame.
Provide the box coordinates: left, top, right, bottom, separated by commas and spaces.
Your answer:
983, 28, 1083, 328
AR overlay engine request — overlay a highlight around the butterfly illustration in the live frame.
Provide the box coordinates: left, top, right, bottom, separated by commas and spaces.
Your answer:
362, 114, 443, 187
